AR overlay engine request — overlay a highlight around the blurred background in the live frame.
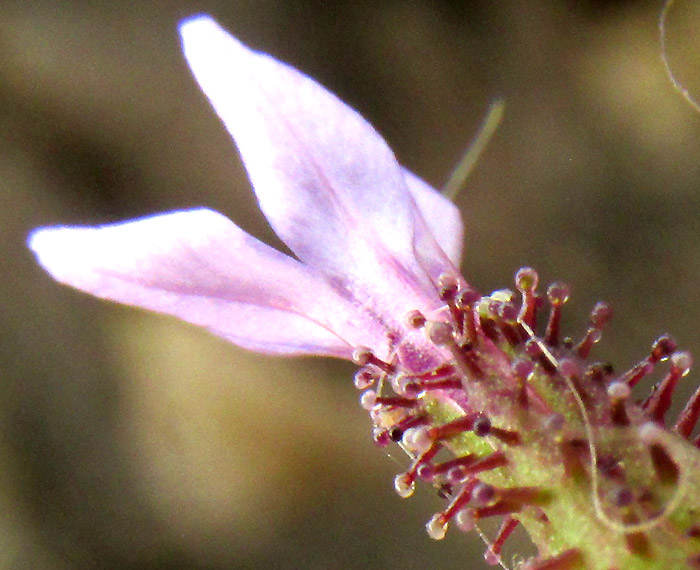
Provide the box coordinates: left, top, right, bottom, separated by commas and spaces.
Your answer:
2, 1, 700, 569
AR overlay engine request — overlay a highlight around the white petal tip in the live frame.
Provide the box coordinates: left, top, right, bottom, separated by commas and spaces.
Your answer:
27, 227, 78, 281
28, 227, 53, 266
178, 14, 227, 50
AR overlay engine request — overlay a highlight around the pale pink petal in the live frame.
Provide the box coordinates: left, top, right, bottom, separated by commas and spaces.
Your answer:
403, 169, 464, 267
179, 16, 424, 281
173, 301, 354, 357
28, 208, 355, 356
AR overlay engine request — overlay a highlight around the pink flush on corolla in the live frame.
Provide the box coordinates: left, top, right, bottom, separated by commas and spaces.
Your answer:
30, 15, 464, 371
28, 15, 700, 570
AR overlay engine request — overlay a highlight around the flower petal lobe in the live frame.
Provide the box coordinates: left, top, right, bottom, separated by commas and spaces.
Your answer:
403, 169, 464, 267
179, 16, 422, 280
28, 208, 352, 356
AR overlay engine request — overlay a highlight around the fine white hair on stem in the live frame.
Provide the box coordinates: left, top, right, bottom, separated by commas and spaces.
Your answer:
660, 0, 700, 114
519, 319, 687, 534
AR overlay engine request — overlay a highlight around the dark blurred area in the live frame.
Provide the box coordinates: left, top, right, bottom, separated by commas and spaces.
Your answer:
2, 1, 700, 569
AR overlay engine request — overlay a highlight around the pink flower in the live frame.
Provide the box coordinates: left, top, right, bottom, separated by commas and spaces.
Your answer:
28, 15, 463, 365
27, 17, 700, 567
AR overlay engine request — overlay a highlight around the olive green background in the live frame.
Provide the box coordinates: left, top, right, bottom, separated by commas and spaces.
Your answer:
2, 1, 700, 569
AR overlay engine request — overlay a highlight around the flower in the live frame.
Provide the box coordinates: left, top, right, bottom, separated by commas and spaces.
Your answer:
28, 14, 700, 570
28, 15, 463, 365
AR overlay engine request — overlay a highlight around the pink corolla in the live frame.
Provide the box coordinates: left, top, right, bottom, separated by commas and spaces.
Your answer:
29, 15, 463, 366
30, 15, 700, 570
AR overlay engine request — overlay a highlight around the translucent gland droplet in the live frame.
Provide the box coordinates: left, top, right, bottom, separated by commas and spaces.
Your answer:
391, 373, 415, 396
389, 427, 404, 443
405, 310, 426, 329
524, 339, 543, 358
394, 473, 415, 498
416, 463, 435, 482
352, 346, 373, 366
372, 428, 391, 447
607, 381, 631, 401
512, 358, 534, 380
558, 358, 580, 378
499, 301, 519, 322
672, 350, 693, 375
455, 509, 476, 532
488, 289, 516, 304
402, 426, 432, 454
447, 465, 468, 484
591, 301, 613, 327
456, 287, 481, 308
638, 421, 664, 445
353, 369, 378, 390
652, 334, 677, 361
516, 267, 539, 292
360, 390, 377, 410
473, 417, 492, 437
438, 273, 460, 301
547, 282, 570, 305
472, 482, 496, 506
587, 329, 602, 345
426, 513, 448, 540
425, 321, 454, 346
